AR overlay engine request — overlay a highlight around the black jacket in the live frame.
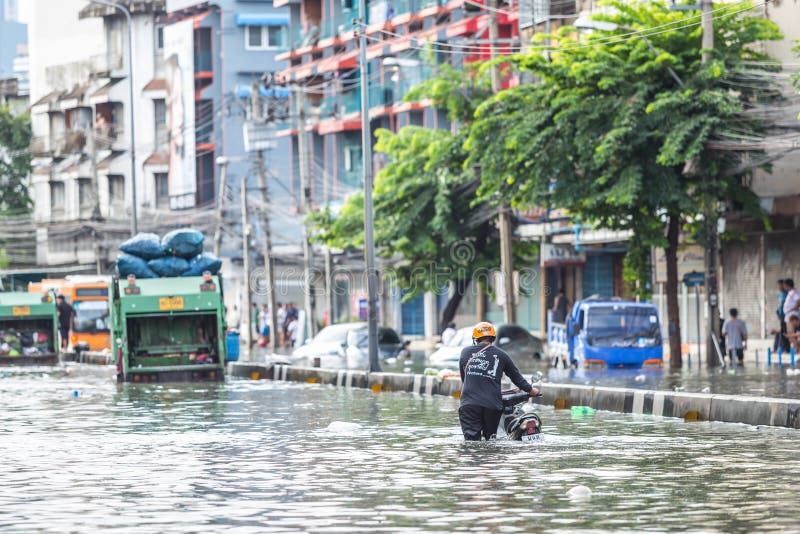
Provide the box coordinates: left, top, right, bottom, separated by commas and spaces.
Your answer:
459, 344, 532, 411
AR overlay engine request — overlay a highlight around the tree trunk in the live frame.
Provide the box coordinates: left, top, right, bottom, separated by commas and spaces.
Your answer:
666, 214, 683, 369
440, 278, 469, 332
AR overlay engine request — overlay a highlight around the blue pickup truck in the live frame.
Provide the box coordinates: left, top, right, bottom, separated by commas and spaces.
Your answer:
548, 298, 663, 368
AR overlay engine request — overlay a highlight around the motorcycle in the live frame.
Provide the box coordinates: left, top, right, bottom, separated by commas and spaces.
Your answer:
500, 372, 544, 441
500, 389, 543, 440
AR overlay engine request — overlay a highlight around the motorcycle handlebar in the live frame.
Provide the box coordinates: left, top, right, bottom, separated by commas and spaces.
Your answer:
501, 391, 540, 407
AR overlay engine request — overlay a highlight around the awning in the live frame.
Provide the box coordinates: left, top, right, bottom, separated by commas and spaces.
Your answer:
234, 13, 289, 26
235, 84, 290, 99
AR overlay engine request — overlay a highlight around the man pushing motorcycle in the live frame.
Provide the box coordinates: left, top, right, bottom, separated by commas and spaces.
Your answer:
459, 322, 540, 441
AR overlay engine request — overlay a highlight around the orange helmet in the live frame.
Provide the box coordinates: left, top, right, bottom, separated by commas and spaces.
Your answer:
472, 321, 496, 341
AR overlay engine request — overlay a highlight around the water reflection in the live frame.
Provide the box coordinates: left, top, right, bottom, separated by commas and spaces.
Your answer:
1, 369, 799, 531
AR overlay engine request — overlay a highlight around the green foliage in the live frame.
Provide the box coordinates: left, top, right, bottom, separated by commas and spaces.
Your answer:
308, 125, 537, 300
404, 53, 492, 124
467, 0, 782, 291
0, 108, 32, 215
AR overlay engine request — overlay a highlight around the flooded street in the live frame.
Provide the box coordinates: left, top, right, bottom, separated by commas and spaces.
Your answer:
2, 365, 800, 532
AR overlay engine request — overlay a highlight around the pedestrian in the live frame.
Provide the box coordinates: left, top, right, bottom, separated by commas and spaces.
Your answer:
458, 322, 540, 441
55, 295, 74, 351
722, 308, 747, 366
259, 304, 270, 344
251, 303, 259, 344
552, 288, 568, 324
783, 279, 799, 344
228, 304, 241, 332
286, 317, 299, 348
441, 322, 456, 346
276, 302, 286, 345
770, 280, 789, 352
284, 303, 299, 348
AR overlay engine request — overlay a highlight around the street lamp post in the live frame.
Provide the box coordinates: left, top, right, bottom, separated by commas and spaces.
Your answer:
90, 0, 138, 236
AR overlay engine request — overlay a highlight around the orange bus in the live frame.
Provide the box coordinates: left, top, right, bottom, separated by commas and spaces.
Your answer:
28, 276, 112, 351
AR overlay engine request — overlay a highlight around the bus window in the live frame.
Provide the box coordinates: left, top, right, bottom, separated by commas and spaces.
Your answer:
73, 300, 111, 333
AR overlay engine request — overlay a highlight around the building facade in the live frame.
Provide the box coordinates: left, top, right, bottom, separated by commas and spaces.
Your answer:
276, 0, 524, 336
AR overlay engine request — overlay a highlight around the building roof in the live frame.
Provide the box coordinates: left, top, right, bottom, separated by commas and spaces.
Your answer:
144, 152, 168, 166
142, 78, 167, 92
79, 0, 166, 19
31, 90, 62, 108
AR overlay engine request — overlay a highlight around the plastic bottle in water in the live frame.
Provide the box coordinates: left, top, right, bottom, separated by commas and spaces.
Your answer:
571, 406, 595, 416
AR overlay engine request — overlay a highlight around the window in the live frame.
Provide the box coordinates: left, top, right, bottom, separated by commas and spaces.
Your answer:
108, 175, 125, 207
154, 173, 168, 209
245, 25, 287, 50
344, 145, 362, 172
78, 178, 93, 209
50, 181, 65, 214
154, 98, 167, 147
156, 26, 164, 52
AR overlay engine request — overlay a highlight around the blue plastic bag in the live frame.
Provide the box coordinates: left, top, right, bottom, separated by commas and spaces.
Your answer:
116, 253, 158, 278
181, 252, 223, 277
162, 229, 205, 259
148, 256, 191, 277
119, 233, 164, 259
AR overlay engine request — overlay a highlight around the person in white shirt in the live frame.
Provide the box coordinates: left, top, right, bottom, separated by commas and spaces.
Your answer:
783, 279, 800, 343
286, 317, 299, 348
722, 308, 747, 366
276, 302, 286, 345
441, 322, 457, 346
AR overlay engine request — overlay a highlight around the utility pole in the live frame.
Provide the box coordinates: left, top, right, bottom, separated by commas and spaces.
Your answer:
323, 165, 335, 327
293, 84, 316, 342
213, 157, 228, 257
356, 4, 381, 373
252, 81, 279, 352
241, 174, 252, 361
701, 0, 720, 366
489, 0, 516, 324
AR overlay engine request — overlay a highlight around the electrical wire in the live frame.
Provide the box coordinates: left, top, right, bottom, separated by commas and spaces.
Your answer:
353, 0, 768, 55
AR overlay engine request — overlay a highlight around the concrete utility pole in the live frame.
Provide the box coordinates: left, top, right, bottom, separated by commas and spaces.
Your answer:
252, 81, 279, 352
213, 157, 228, 257
701, 0, 721, 366
323, 165, 335, 327
292, 85, 316, 342
241, 174, 252, 361
489, 0, 516, 324
356, 3, 381, 373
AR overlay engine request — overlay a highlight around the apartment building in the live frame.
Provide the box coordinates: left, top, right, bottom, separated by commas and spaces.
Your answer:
275, 0, 525, 335
29, 1, 168, 267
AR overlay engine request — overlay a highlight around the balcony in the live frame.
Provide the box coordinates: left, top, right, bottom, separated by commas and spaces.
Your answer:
368, 0, 417, 24
53, 130, 87, 158
30, 136, 51, 157
94, 122, 124, 151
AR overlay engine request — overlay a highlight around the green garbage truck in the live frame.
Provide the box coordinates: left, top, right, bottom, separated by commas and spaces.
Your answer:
111, 274, 226, 382
0, 291, 59, 366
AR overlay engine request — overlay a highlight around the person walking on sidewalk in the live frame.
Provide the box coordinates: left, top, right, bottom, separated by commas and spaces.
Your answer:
784, 279, 800, 347
772, 280, 790, 353
722, 308, 747, 366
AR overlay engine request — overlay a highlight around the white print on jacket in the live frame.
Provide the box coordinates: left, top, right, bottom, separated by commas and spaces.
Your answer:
466, 353, 500, 379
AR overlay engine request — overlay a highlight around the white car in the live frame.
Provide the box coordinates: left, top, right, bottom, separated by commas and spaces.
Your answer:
291, 322, 364, 368
428, 325, 545, 367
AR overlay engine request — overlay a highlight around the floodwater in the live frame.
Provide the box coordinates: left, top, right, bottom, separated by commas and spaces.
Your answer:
2, 365, 800, 532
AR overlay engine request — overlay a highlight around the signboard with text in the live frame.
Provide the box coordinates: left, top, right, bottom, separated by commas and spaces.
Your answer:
541, 244, 586, 267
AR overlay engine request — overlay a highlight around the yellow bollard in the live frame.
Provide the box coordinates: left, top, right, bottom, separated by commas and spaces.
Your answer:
683, 410, 700, 422
452, 390, 461, 399
307, 377, 319, 384
371, 383, 382, 393
250, 371, 260, 380
554, 398, 568, 410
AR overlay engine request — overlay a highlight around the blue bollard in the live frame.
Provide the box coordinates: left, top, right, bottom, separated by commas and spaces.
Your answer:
792, 347, 796, 370
768, 347, 772, 368
778, 347, 783, 369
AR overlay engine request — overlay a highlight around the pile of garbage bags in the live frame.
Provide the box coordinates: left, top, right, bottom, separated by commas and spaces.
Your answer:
116, 229, 222, 279
0, 328, 52, 357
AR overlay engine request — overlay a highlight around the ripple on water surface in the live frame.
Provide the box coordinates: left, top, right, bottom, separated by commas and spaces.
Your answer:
0, 366, 799, 532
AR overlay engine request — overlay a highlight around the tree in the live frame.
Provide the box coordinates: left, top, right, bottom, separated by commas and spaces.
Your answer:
467, 0, 781, 367
0, 107, 32, 215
